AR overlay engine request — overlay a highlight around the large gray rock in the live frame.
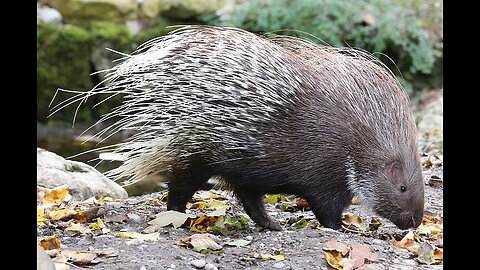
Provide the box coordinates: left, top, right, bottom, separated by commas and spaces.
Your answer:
37, 245, 56, 270
141, 0, 232, 19
37, 4, 63, 25
37, 148, 128, 200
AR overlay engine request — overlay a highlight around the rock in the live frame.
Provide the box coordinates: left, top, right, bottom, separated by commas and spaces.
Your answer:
37, 4, 63, 25
190, 259, 206, 269
37, 148, 128, 200
204, 263, 218, 270
245, 236, 253, 241
272, 261, 285, 269
416, 92, 443, 133
141, 0, 232, 19
45, 0, 137, 25
358, 264, 386, 270
37, 245, 56, 270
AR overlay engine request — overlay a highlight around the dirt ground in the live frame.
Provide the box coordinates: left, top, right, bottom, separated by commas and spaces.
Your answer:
37, 150, 443, 270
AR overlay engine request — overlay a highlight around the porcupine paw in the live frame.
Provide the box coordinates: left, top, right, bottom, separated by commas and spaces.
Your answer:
265, 220, 282, 231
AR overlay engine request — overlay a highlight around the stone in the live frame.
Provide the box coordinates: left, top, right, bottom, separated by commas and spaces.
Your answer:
37, 148, 128, 200
272, 261, 285, 269
190, 259, 206, 269
204, 263, 218, 270
416, 93, 443, 133
37, 4, 63, 25
37, 245, 56, 270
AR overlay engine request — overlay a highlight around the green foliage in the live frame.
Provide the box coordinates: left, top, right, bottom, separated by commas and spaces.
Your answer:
201, 0, 443, 91
37, 23, 93, 123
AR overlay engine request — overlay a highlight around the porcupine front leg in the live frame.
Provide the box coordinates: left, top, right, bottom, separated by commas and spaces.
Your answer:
234, 188, 282, 231
167, 167, 212, 212
306, 191, 352, 230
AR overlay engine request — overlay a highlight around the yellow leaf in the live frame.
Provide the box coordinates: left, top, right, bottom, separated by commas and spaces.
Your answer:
38, 235, 61, 250
37, 208, 48, 226
148, 210, 195, 229
47, 209, 78, 221
342, 214, 367, 231
208, 200, 227, 210
324, 250, 343, 270
270, 254, 287, 261
90, 218, 110, 234
65, 223, 92, 236
117, 231, 160, 242
42, 187, 71, 205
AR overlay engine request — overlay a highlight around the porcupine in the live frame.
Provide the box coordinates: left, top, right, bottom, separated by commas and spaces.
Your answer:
50, 25, 424, 230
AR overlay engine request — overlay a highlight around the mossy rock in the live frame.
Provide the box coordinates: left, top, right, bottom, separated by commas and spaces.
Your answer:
141, 0, 231, 19
37, 23, 93, 123
45, 0, 137, 26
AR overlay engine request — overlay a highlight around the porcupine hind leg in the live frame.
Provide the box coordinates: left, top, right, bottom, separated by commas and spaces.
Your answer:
166, 166, 212, 212
234, 188, 282, 231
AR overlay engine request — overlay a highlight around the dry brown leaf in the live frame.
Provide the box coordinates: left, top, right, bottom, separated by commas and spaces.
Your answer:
60, 250, 98, 265
75, 206, 101, 222
349, 243, 378, 268
179, 233, 223, 252
296, 198, 309, 208
391, 231, 420, 255
324, 250, 343, 270
342, 214, 367, 231
323, 240, 349, 256
38, 235, 61, 250
191, 215, 219, 233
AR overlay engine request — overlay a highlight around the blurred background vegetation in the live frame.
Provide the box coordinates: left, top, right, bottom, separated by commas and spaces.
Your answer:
38, 0, 443, 170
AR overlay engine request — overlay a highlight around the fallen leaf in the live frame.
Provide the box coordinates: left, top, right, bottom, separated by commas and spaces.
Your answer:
37, 208, 48, 226
265, 194, 287, 204
270, 254, 287, 261
323, 240, 349, 256
60, 250, 98, 265
368, 217, 383, 231
47, 209, 78, 221
38, 235, 61, 250
296, 198, 309, 208
207, 207, 227, 217
148, 211, 196, 229
339, 257, 356, 270
42, 187, 71, 205
65, 223, 92, 236
178, 233, 223, 252
75, 206, 101, 222
391, 231, 420, 255
416, 241, 443, 265
342, 214, 367, 232
349, 243, 378, 268
208, 200, 228, 210
117, 231, 160, 242
89, 218, 110, 234
324, 250, 343, 270
191, 215, 219, 233
294, 218, 309, 229
225, 239, 251, 247
97, 197, 114, 203
224, 215, 249, 229
88, 247, 119, 257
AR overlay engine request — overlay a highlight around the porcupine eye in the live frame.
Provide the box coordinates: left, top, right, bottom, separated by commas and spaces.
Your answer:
400, 185, 407, 192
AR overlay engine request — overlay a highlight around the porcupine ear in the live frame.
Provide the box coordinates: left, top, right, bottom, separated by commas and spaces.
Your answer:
383, 160, 404, 186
